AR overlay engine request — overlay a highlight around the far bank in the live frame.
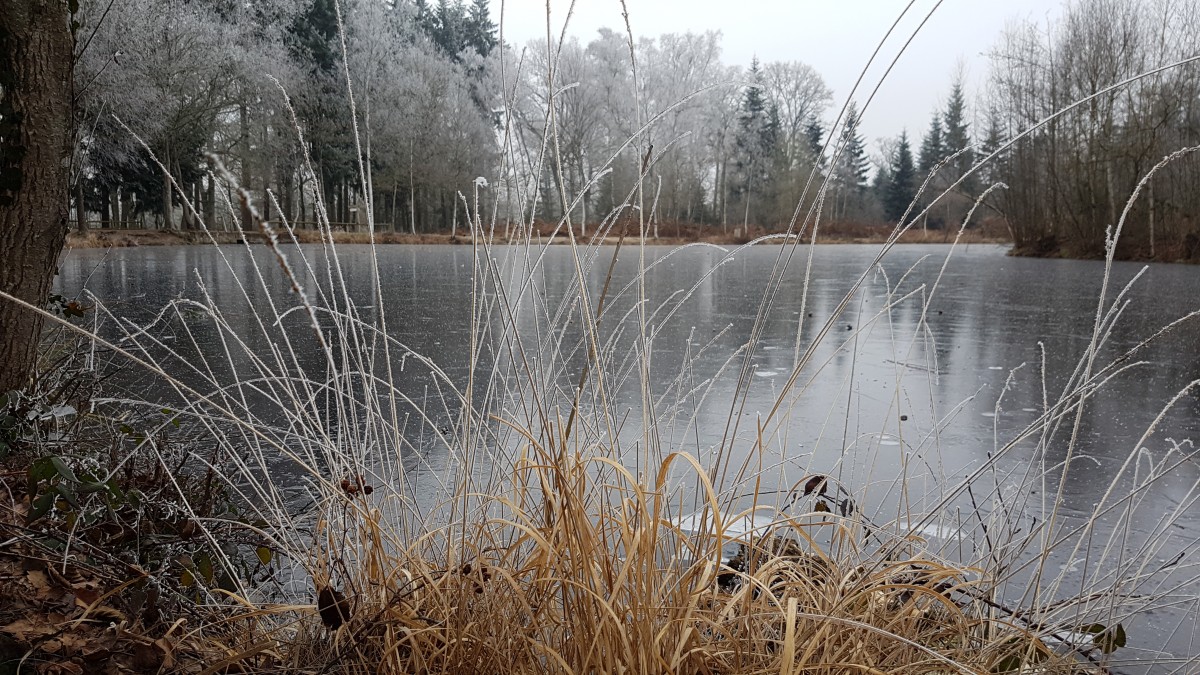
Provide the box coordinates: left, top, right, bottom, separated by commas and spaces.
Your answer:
64, 220, 1011, 250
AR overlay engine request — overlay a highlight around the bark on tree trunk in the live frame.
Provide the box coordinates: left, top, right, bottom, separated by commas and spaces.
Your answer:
239, 104, 252, 231
160, 147, 173, 230
74, 181, 86, 233
0, 0, 73, 393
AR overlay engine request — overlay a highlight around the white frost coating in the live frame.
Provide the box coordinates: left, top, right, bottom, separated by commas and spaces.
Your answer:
473, 176, 488, 188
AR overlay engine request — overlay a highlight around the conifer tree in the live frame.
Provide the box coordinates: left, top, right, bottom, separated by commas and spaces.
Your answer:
434, 0, 462, 57
464, 0, 497, 58
831, 102, 869, 217
804, 114, 826, 169
917, 112, 944, 175
884, 131, 916, 222
872, 163, 891, 208
942, 79, 974, 190
731, 59, 779, 224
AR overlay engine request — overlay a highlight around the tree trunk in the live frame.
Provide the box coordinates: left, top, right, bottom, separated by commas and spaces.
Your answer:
262, 175, 271, 223
205, 176, 215, 229
298, 173, 307, 227
160, 147, 173, 230
101, 188, 112, 228
74, 180, 86, 233
0, 0, 73, 393
239, 104, 252, 231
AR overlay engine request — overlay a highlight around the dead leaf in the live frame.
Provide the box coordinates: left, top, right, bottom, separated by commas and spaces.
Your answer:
80, 605, 126, 624
57, 632, 90, 657
44, 660, 84, 675
27, 569, 51, 590
73, 587, 101, 607
2, 617, 58, 642
317, 586, 351, 630
155, 637, 176, 669
131, 642, 162, 670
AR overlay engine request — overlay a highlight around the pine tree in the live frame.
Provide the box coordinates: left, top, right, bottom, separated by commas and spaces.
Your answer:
804, 114, 826, 169
942, 80, 975, 190
884, 131, 916, 222
917, 112, 944, 175
288, 0, 341, 74
872, 163, 891, 207
731, 59, 779, 224
434, 0, 464, 57
833, 102, 869, 195
414, 0, 438, 38
463, 0, 497, 58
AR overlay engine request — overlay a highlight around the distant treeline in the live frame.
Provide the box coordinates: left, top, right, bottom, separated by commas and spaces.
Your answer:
73, 0, 1200, 259
987, 0, 1200, 260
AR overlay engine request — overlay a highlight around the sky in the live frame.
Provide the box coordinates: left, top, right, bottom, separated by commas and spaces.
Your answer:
489, 0, 1063, 159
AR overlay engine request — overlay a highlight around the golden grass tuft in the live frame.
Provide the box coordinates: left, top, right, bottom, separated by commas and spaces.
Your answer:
221, 425, 1090, 675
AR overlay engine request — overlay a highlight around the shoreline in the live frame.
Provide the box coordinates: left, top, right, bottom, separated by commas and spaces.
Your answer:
65, 227, 1012, 250
65, 228, 1200, 263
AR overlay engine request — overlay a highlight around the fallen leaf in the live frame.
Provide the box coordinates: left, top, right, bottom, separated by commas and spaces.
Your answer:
74, 587, 101, 606
58, 632, 90, 657
2, 618, 58, 642
27, 570, 53, 597
155, 637, 176, 669
131, 642, 162, 670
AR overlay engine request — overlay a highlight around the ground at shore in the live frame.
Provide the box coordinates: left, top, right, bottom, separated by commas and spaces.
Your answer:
65, 220, 1012, 250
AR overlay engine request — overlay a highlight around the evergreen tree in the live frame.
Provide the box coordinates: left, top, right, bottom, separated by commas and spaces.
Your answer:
917, 112, 944, 175
804, 114, 825, 169
731, 59, 779, 223
463, 0, 497, 58
884, 131, 916, 222
414, 0, 438, 38
942, 80, 975, 189
434, 0, 463, 57
872, 162, 891, 207
833, 102, 869, 194
288, 0, 341, 74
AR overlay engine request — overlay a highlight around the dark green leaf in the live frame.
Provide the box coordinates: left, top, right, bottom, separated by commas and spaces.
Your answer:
1079, 623, 1107, 635
78, 481, 108, 494
55, 484, 79, 510
104, 480, 125, 501
197, 554, 214, 584
29, 456, 59, 483
28, 492, 55, 523
256, 546, 272, 565
217, 571, 238, 593
50, 456, 78, 482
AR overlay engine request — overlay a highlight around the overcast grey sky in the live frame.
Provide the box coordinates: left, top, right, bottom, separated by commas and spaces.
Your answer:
490, 0, 1062, 159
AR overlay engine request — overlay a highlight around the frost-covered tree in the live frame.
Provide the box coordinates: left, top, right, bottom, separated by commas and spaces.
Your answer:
829, 101, 870, 220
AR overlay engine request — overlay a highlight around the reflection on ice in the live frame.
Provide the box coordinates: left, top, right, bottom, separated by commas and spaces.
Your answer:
673, 507, 787, 539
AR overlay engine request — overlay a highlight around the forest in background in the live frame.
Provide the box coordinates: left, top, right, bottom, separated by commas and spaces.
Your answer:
69, 0, 1200, 259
